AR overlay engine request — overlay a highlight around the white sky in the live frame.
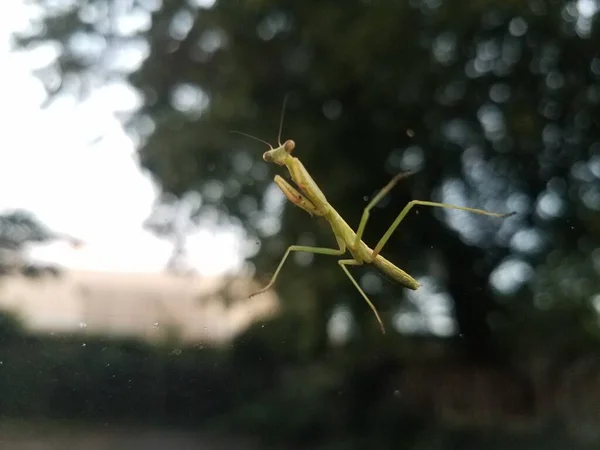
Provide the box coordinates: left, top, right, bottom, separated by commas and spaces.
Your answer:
0, 1, 242, 275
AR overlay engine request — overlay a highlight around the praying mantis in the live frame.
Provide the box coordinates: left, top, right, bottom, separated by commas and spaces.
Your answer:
234, 101, 516, 333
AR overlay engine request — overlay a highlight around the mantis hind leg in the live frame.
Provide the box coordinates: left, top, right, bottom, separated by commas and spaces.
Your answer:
371, 200, 516, 259
249, 244, 345, 299
338, 259, 386, 334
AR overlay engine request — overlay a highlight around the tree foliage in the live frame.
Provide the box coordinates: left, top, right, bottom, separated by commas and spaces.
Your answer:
0, 210, 53, 251
13, 0, 600, 353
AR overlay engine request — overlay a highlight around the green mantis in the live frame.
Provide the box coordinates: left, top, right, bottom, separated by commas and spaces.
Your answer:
235, 102, 516, 333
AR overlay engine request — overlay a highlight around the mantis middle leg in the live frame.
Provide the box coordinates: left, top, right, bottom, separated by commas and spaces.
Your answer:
249, 244, 346, 299
353, 171, 414, 252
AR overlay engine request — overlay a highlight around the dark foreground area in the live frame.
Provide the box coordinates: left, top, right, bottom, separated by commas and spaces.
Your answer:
0, 421, 258, 450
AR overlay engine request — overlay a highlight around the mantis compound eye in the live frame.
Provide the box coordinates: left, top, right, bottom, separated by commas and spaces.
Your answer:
284, 140, 295, 153
263, 152, 272, 162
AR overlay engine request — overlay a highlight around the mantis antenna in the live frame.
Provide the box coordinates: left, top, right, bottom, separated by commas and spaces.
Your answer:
230, 94, 291, 148
229, 130, 274, 149
277, 93, 290, 146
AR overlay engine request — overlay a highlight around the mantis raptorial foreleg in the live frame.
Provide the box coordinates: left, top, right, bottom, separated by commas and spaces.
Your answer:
273, 175, 323, 217
338, 259, 385, 333
371, 200, 515, 259
249, 244, 346, 299
248, 170, 344, 298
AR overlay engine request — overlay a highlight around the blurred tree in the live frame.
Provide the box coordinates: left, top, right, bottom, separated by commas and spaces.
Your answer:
12, 0, 600, 359
0, 209, 82, 274
143, 192, 201, 275
0, 210, 54, 272
0, 210, 52, 251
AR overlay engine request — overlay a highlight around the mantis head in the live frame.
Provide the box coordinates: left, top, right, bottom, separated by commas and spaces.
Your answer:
263, 140, 295, 165
229, 131, 295, 166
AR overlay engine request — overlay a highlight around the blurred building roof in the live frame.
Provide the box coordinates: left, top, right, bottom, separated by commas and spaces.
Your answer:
0, 268, 278, 344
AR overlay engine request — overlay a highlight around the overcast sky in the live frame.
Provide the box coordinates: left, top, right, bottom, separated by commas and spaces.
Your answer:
0, 1, 241, 275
